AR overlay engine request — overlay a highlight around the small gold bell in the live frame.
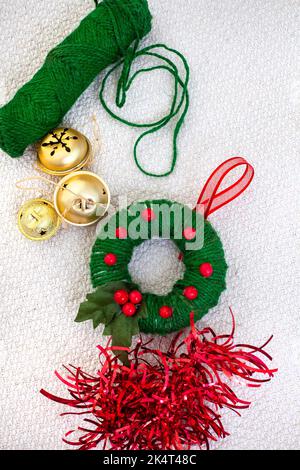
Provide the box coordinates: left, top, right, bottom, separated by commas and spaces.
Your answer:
17, 198, 61, 241
54, 171, 110, 226
37, 127, 91, 176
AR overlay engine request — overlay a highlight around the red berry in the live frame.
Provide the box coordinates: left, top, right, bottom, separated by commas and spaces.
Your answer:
183, 286, 198, 300
199, 262, 213, 278
129, 290, 143, 304
183, 227, 196, 240
104, 253, 117, 266
114, 290, 129, 305
122, 302, 136, 317
159, 306, 173, 319
141, 208, 156, 222
116, 227, 127, 239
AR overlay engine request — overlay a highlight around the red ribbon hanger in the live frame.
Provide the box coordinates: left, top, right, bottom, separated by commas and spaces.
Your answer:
195, 157, 254, 218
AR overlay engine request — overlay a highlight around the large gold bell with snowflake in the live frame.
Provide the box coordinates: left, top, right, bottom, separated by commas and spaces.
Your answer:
37, 127, 91, 176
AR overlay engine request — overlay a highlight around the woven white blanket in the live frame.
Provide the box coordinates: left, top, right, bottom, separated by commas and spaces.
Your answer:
0, 0, 299, 450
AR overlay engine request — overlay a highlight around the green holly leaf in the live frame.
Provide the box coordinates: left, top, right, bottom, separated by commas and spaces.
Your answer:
75, 283, 126, 327
92, 303, 118, 329
75, 282, 137, 329
75, 281, 149, 363
103, 313, 139, 365
103, 314, 139, 345
98, 281, 129, 296
75, 297, 118, 328
103, 300, 147, 340
85, 281, 128, 307
103, 300, 148, 363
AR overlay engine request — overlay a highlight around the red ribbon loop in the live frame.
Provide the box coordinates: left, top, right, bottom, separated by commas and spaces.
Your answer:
196, 157, 254, 218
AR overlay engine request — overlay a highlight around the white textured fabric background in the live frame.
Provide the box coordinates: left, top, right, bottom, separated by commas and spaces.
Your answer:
0, 0, 299, 450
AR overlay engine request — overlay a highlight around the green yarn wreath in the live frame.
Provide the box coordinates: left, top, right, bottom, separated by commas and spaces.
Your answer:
90, 199, 227, 335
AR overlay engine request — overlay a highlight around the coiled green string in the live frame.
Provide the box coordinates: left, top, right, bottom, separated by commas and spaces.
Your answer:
99, 40, 190, 177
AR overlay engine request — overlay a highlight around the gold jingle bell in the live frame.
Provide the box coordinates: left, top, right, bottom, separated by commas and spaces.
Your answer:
37, 127, 91, 176
17, 198, 61, 241
54, 171, 110, 226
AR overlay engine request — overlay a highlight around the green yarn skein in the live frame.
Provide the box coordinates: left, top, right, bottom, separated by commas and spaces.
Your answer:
0, 0, 152, 158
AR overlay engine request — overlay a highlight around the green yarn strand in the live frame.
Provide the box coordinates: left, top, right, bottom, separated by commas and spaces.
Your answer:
99, 44, 190, 177
0, 0, 152, 158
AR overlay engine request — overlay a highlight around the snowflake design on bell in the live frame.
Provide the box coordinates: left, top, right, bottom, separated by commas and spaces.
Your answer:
41, 128, 78, 156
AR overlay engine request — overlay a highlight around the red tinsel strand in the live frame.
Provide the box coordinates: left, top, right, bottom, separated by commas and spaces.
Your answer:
41, 311, 277, 450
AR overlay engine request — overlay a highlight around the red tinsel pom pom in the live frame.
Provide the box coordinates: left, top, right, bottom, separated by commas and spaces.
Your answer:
41, 310, 276, 450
